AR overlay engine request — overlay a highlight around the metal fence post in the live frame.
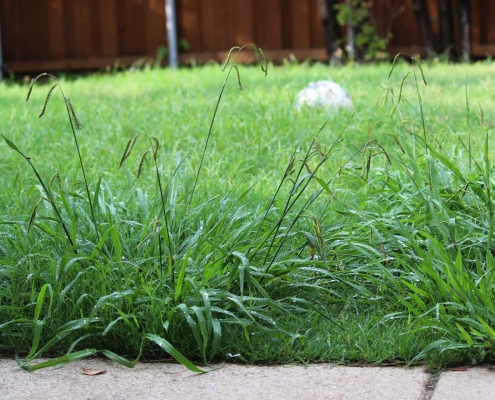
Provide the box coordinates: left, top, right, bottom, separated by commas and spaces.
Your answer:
165, 0, 178, 69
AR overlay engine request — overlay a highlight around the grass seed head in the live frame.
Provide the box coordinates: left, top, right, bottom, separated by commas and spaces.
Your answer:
251, 43, 268, 76
119, 134, 139, 169
49, 172, 62, 190
233, 65, 243, 90
137, 150, 150, 178
65, 97, 82, 130
150, 136, 159, 160
26, 73, 48, 102
221, 46, 242, 72
27, 200, 41, 234
39, 84, 58, 118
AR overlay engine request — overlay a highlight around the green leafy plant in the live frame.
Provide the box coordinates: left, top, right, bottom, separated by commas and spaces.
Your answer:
3, 49, 495, 371
1, 44, 352, 371
335, 0, 391, 62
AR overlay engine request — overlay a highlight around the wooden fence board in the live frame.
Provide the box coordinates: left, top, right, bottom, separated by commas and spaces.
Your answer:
482, 0, 495, 43
1, 0, 495, 74
47, 0, 67, 60
253, 0, 282, 49
471, 0, 480, 44
0, 1, 11, 61
7, 56, 145, 73
117, 0, 146, 56
89, 0, 102, 58
99, 0, 118, 57
289, 0, 311, 49
201, 0, 230, 51
20, 0, 41, 60
229, 0, 254, 46
63, 0, 77, 59
281, 1, 291, 49
390, 0, 421, 46
310, 0, 324, 48
16, 0, 30, 60
180, 48, 328, 64
33, 0, 47, 60
451, 0, 460, 52
178, 0, 202, 52
145, 0, 166, 56
73, 0, 92, 58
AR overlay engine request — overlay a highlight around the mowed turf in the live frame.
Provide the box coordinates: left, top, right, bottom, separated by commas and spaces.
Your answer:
1, 59, 495, 370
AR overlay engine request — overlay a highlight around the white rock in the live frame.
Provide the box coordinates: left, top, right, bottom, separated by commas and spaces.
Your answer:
295, 80, 353, 111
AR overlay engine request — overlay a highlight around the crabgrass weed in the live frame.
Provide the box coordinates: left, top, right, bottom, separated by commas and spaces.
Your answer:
2, 53, 495, 371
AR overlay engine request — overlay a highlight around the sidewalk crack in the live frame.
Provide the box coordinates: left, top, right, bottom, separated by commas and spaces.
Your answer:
421, 371, 441, 400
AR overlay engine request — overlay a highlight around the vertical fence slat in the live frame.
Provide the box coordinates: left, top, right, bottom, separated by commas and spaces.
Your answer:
482, 0, 495, 43
63, 0, 77, 58
451, 0, 460, 53
47, 0, 67, 60
90, 0, 102, 58
253, 0, 283, 50
230, 0, 254, 47
73, 0, 92, 58
310, 0, 324, 48
100, 0, 118, 57
3, 0, 22, 62
289, 0, 311, 49
0, 1, 12, 63
281, 1, 292, 49
38, 1, 52, 61
118, 0, 146, 56
297, 0, 312, 49
201, 0, 229, 51
145, 0, 166, 57
471, 0, 481, 44
178, 0, 202, 52
391, 0, 421, 47
22, 0, 40, 61
428, 0, 440, 37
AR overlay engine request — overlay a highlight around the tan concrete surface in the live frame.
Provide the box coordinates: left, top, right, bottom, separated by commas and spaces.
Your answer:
431, 367, 495, 400
0, 359, 428, 400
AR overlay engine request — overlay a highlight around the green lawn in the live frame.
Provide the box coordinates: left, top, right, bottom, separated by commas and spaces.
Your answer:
2, 58, 495, 371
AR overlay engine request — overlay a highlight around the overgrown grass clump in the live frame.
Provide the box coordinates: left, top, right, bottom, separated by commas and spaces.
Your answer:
2, 52, 495, 371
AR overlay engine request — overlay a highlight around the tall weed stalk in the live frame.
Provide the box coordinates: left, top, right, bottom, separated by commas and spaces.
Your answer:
25, 74, 99, 240
2, 45, 337, 371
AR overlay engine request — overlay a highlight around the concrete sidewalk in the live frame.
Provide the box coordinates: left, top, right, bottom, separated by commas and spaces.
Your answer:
0, 359, 493, 400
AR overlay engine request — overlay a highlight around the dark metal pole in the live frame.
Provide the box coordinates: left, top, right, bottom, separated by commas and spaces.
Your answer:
457, 0, 471, 62
165, 0, 178, 69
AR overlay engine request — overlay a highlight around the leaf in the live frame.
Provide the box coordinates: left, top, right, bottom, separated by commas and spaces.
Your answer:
82, 368, 107, 376
21, 349, 97, 371
144, 333, 206, 373
2, 135, 20, 152
174, 252, 190, 303
26, 320, 44, 360
101, 349, 139, 368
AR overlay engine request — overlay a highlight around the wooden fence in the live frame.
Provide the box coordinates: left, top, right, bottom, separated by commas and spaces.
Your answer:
0, 0, 494, 74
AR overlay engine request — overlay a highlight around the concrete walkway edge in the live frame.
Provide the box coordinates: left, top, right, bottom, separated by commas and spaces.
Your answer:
0, 359, 493, 400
